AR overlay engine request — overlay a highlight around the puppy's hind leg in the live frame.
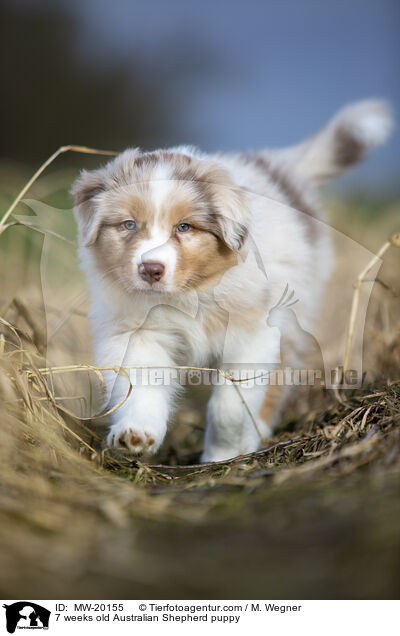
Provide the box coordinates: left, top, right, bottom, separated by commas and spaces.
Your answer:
258, 382, 291, 436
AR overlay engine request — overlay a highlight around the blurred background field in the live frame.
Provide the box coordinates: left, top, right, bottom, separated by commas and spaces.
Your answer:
0, 0, 399, 600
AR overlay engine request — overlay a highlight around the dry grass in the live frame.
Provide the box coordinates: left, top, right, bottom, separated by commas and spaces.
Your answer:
0, 161, 400, 599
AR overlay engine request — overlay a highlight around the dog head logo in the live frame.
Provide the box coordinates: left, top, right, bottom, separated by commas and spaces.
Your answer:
3, 602, 50, 634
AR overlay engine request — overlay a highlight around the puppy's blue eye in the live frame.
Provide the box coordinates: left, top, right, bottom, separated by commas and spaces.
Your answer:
123, 220, 137, 231
176, 223, 190, 233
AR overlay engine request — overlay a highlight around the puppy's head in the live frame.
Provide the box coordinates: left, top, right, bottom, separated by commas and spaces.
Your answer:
72, 148, 249, 294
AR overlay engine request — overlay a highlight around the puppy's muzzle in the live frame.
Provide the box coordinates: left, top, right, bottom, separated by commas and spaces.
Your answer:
138, 261, 165, 283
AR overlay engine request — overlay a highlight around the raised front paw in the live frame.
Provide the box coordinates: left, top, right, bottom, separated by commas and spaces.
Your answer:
106, 419, 165, 456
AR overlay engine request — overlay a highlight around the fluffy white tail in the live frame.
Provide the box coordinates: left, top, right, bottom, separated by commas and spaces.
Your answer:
276, 100, 394, 180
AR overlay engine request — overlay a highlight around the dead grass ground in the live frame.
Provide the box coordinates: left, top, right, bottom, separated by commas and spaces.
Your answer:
0, 169, 399, 599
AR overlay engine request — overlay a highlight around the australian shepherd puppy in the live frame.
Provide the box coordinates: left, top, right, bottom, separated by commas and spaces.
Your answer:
72, 100, 392, 462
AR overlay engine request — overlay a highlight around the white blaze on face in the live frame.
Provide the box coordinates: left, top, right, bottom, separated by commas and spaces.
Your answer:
149, 163, 175, 214
132, 164, 178, 283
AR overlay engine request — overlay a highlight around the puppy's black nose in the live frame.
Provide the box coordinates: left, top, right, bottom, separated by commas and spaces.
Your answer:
138, 261, 165, 283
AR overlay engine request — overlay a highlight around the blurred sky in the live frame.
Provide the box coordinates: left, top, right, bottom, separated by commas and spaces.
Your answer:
4, 0, 400, 190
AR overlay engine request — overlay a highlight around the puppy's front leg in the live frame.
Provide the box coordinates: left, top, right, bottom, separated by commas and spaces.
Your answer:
100, 331, 179, 456
202, 379, 269, 462
201, 332, 278, 462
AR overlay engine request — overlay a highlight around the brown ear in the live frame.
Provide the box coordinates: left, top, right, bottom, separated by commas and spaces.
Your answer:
214, 200, 249, 251
71, 169, 107, 246
207, 179, 250, 252
194, 161, 250, 252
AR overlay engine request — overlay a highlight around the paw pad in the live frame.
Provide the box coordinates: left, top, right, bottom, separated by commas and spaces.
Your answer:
108, 425, 161, 456
130, 432, 142, 446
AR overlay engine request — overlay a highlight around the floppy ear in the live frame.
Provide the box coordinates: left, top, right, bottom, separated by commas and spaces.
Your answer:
196, 162, 250, 252
211, 188, 249, 252
71, 169, 107, 246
